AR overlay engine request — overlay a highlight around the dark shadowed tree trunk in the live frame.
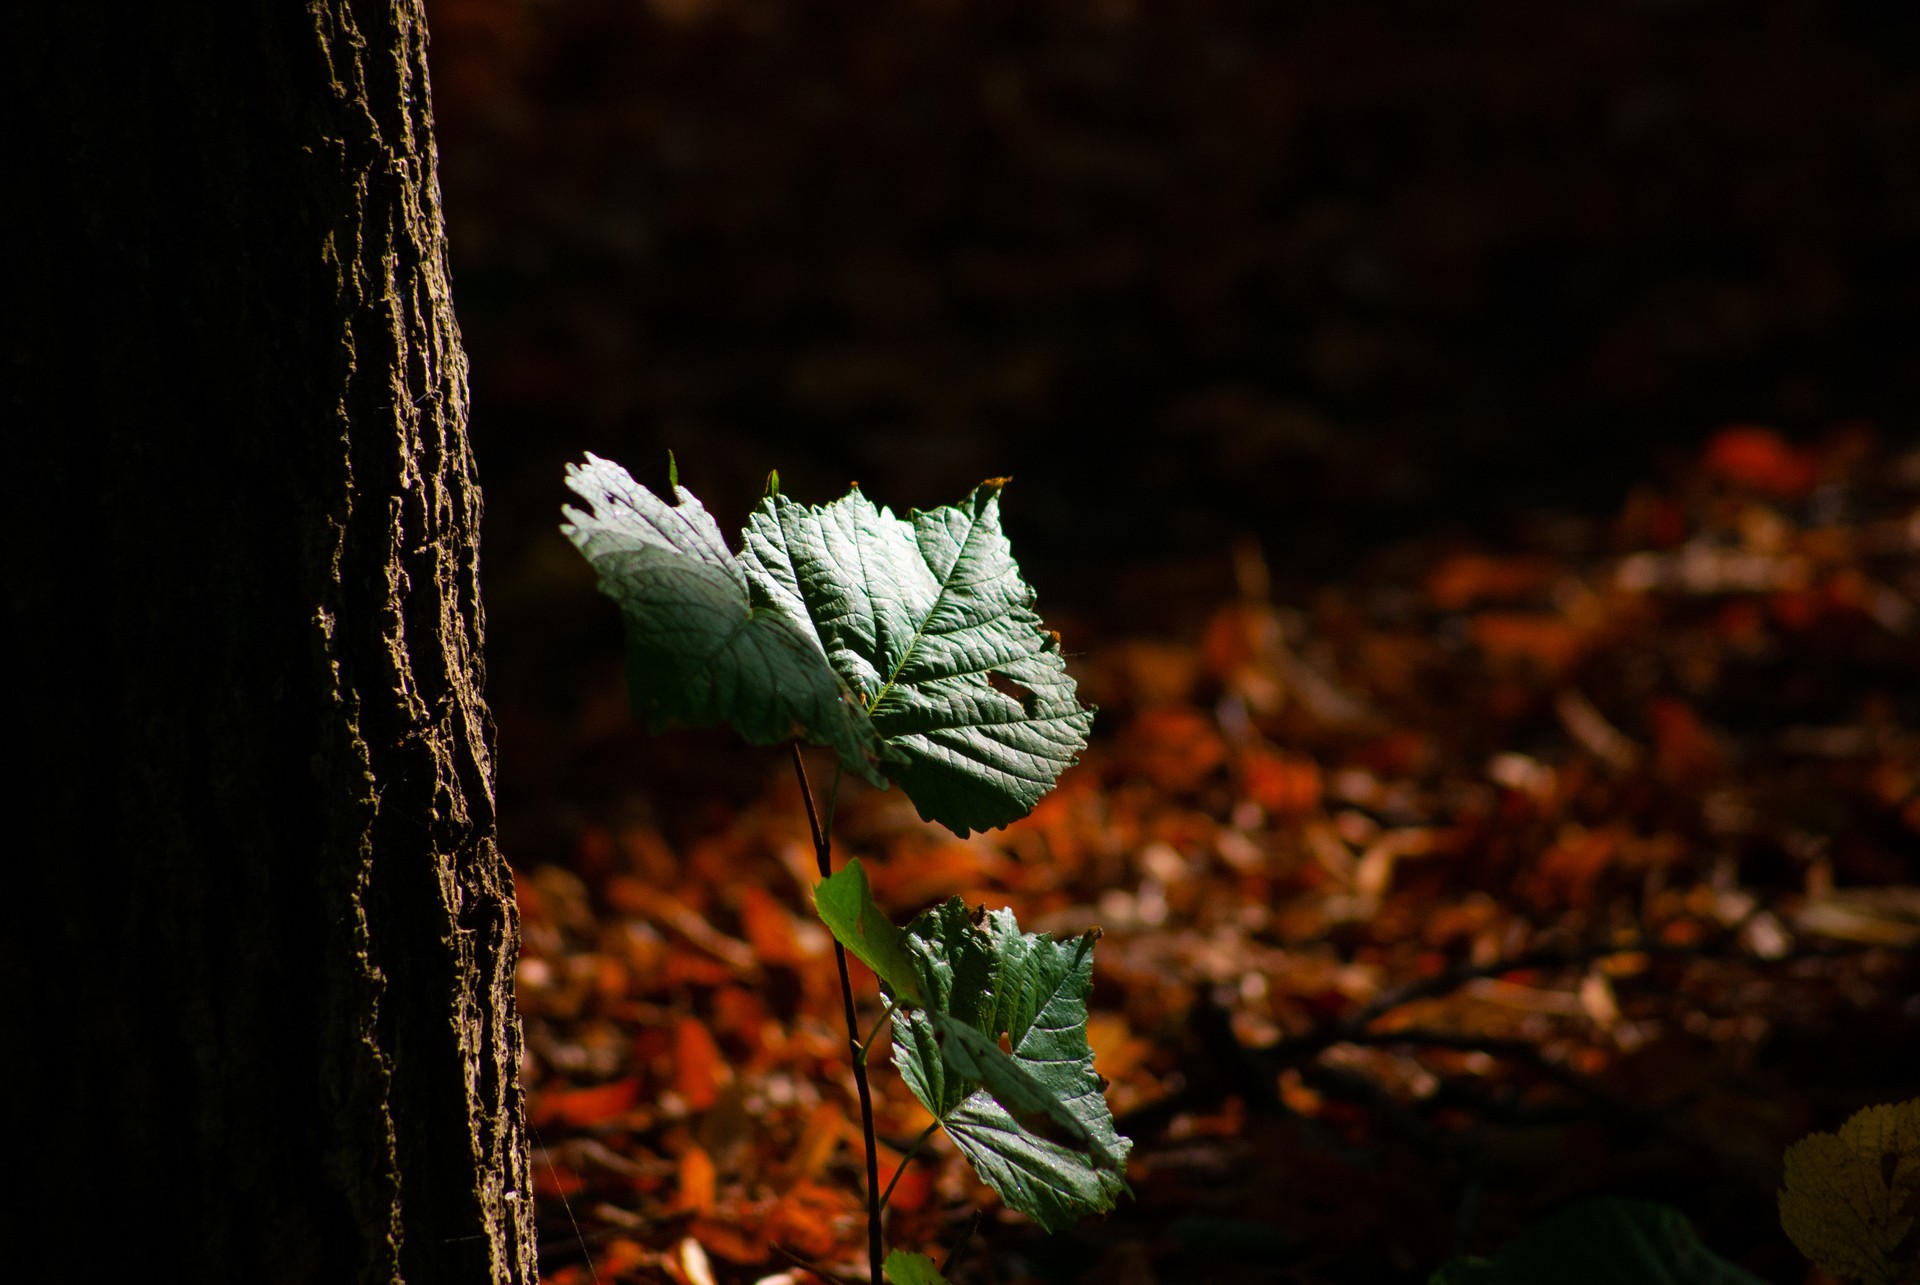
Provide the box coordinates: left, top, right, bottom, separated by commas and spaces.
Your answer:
4, 3, 534, 1281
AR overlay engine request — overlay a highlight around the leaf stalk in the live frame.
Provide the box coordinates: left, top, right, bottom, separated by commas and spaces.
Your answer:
792, 744, 887, 1285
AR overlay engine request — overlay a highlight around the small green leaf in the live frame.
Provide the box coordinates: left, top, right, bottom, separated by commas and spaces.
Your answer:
811, 858, 926, 1007
1430, 1199, 1765, 1285
560, 455, 892, 787
884, 1250, 951, 1285
892, 900, 1130, 1232
741, 481, 1094, 835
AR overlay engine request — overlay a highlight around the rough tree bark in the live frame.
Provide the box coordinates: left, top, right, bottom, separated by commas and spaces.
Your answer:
4, 3, 535, 1281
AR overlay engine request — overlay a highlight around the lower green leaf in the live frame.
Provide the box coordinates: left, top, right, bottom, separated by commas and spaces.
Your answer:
892, 900, 1130, 1232
884, 1250, 952, 1285
1430, 1199, 1766, 1285
811, 858, 926, 1006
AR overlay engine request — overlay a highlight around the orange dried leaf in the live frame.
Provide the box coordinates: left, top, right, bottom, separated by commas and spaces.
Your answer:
710, 986, 769, 1056
886, 1162, 934, 1212
675, 1144, 717, 1215
1648, 697, 1720, 780
601, 1238, 651, 1275
785, 1102, 848, 1181
1704, 425, 1817, 497
1470, 613, 1590, 674
1534, 825, 1624, 908
675, 1017, 728, 1111
1426, 553, 1556, 611
534, 1161, 586, 1199
739, 885, 801, 966
1086, 1013, 1151, 1085
1241, 749, 1322, 815
533, 1077, 641, 1129
766, 1182, 860, 1261
686, 1218, 769, 1264
1124, 707, 1229, 792
871, 839, 997, 905
1200, 602, 1271, 679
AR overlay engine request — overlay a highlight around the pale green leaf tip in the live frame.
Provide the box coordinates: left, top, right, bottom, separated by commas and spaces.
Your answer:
765, 468, 780, 497
667, 449, 679, 490
884, 1249, 951, 1285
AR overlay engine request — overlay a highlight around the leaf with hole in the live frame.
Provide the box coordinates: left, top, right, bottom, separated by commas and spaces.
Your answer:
741, 479, 1094, 835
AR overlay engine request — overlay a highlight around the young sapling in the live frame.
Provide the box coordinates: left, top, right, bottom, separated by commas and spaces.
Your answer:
562, 455, 1129, 1283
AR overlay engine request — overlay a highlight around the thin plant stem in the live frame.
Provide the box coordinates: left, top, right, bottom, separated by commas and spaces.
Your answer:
791, 743, 886, 1285
942, 1212, 983, 1282
878, 1119, 942, 1215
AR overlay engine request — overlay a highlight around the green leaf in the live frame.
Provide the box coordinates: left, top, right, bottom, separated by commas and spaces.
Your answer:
741, 480, 1094, 835
560, 455, 891, 787
884, 1250, 951, 1285
891, 899, 1130, 1232
1429, 1199, 1766, 1285
811, 858, 926, 1007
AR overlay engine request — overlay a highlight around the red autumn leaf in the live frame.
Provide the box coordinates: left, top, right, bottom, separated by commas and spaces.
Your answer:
686, 1217, 769, 1265
737, 884, 801, 966
1240, 748, 1323, 815
1470, 612, 1590, 674
533, 1161, 585, 1199
1123, 707, 1229, 792
783, 1102, 848, 1183
1425, 553, 1557, 611
1703, 425, 1817, 497
1647, 697, 1720, 780
674, 1016, 727, 1111
599, 1238, 650, 1275
765, 1182, 861, 1261
532, 1077, 640, 1129
674, 1142, 717, 1215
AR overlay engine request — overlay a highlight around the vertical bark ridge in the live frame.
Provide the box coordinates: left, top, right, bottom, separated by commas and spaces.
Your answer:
4, 2, 534, 1281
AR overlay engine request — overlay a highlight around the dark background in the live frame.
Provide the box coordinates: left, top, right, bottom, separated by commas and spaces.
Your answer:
424, 0, 1918, 854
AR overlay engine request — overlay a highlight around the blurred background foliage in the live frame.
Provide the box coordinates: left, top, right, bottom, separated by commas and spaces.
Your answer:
422, 7, 1919, 1279
425, 0, 1917, 857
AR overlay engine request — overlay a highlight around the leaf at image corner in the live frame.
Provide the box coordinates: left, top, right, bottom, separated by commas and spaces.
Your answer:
884, 1250, 952, 1285
741, 479, 1094, 836
1779, 1098, 1920, 1285
560, 455, 891, 786
892, 900, 1131, 1232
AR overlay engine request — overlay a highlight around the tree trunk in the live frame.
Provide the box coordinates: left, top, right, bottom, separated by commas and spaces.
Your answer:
4, 3, 535, 1281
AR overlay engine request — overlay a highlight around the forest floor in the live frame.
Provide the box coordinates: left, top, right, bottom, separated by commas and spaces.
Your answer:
507, 427, 1918, 1285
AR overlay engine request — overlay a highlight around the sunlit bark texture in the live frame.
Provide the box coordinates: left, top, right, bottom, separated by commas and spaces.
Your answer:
5, 3, 535, 1281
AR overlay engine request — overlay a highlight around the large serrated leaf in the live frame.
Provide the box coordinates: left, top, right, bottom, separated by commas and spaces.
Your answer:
891, 899, 1131, 1232
742, 481, 1094, 835
560, 455, 891, 786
